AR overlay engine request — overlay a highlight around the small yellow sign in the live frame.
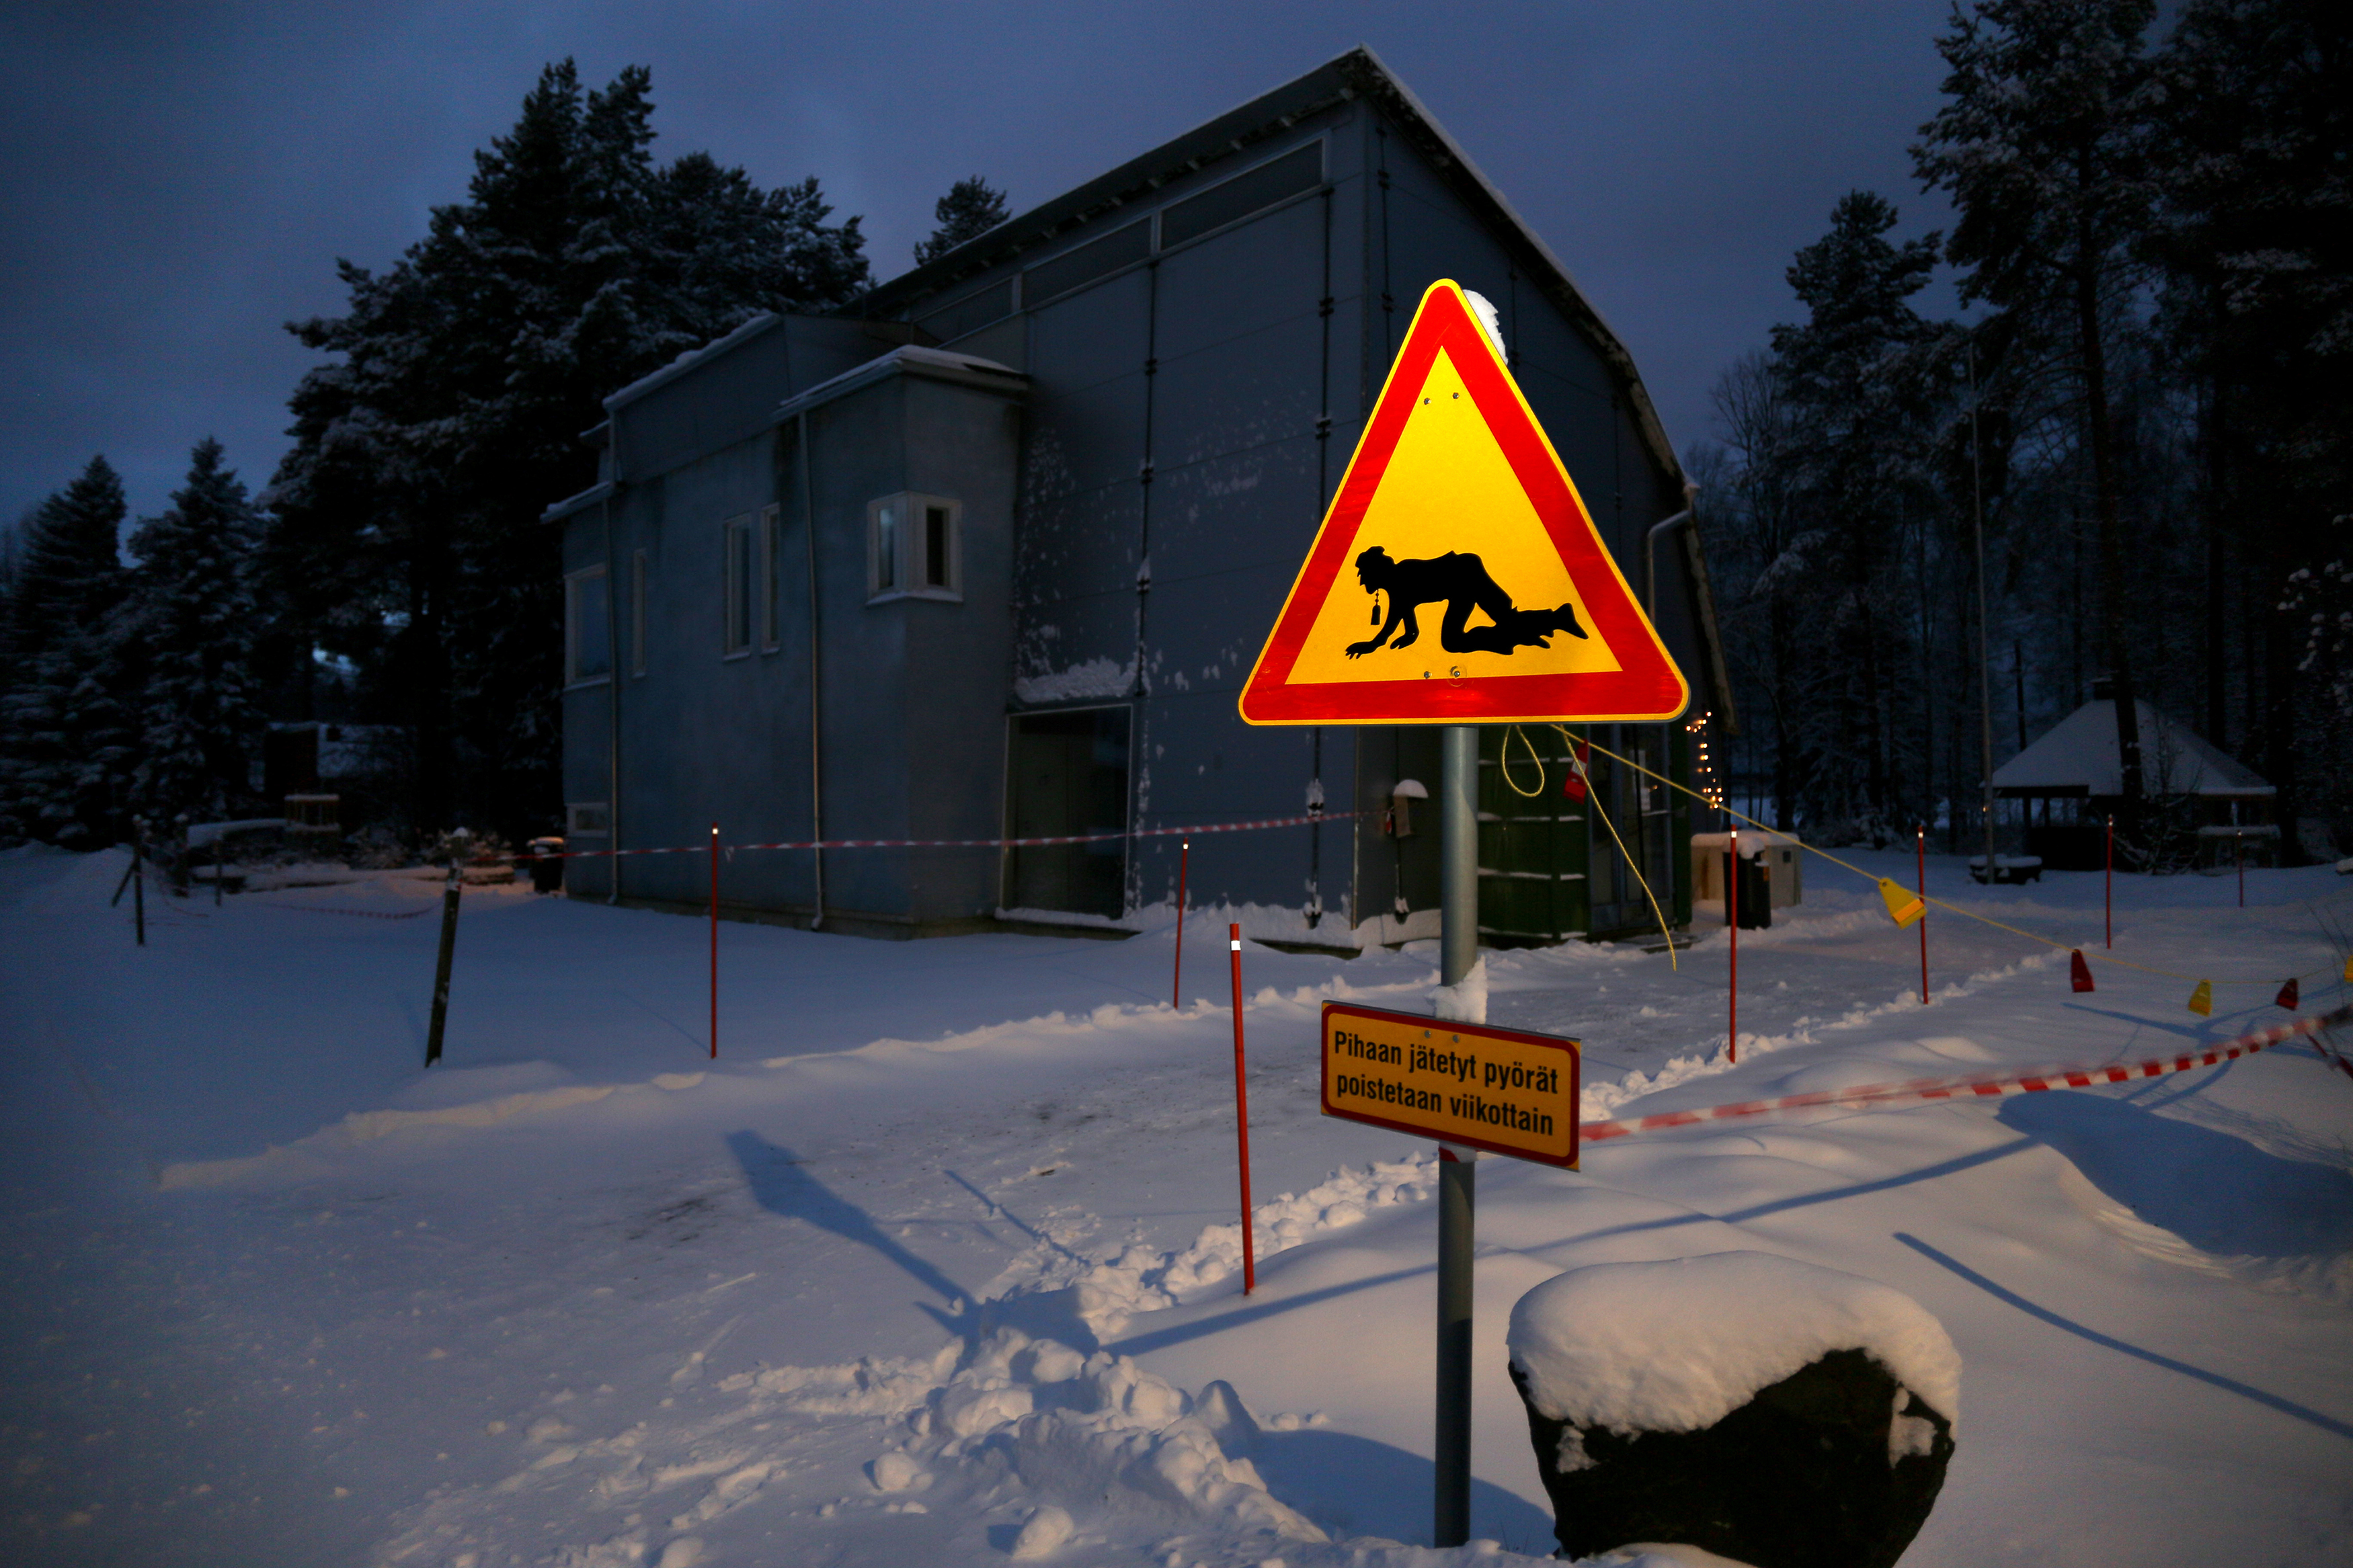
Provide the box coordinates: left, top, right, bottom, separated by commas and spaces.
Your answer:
1321, 1001, 1581, 1167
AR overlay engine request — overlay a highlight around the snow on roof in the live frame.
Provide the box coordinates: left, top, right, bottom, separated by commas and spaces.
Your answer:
601, 313, 782, 412
1507, 1251, 1960, 1433
1992, 699, 2271, 797
769, 343, 1023, 424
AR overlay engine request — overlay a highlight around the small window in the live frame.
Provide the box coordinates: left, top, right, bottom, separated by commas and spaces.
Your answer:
1160, 141, 1324, 249
1022, 219, 1150, 306
629, 550, 647, 677
565, 565, 610, 684
867, 493, 961, 603
760, 505, 781, 649
566, 802, 610, 837
722, 513, 754, 656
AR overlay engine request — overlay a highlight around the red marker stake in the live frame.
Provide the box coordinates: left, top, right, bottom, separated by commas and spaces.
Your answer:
1228, 922, 1255, 1295
1172, 837, 1189, 1009
1917, 825, 1929, 1005
709, 823, 719, 1060
1727, 829, 1739, 1065
2104, 815, 2113, 949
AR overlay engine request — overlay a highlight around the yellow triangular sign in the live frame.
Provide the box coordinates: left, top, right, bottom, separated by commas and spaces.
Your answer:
1240, 280, 1687, 725
1878, 878, 1925, 928
2186, 980, 2213, 1017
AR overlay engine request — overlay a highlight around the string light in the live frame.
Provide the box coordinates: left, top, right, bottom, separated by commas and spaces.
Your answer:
1683, 710, 1724, 809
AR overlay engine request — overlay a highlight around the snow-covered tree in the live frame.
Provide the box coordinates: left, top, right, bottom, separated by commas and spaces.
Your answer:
268, 60, 871, 837
124, 439, 264, 823
913, 177, 1010, 265
1913, 0, 2161, 831
0, 457, 132, 845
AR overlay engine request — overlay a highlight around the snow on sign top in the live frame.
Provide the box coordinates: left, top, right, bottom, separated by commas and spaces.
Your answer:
1240, 278, 1687, 726
1507, 1252, 1961, 1437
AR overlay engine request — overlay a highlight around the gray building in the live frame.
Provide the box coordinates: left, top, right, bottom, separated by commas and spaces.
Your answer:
547, 47, 1732, 948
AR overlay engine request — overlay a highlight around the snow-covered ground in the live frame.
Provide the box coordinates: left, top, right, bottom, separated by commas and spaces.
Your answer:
4, 841, 2350, 1567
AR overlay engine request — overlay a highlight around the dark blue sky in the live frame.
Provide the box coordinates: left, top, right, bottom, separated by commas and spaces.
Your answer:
0, 1, 1964, 531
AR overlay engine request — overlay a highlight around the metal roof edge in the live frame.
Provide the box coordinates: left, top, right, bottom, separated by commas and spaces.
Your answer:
602, 313, 783, 413
770, 344, 1027, 425
541, 479, 614, 525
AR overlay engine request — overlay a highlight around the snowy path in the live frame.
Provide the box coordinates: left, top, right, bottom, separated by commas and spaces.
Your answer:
3, 843, 2350, 1566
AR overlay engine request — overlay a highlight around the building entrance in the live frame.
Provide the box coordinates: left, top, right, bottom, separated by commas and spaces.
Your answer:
1005, 706, 1131, 919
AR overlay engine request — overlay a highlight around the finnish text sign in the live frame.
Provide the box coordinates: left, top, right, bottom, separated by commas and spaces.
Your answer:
1320, 1001, 1580, 1167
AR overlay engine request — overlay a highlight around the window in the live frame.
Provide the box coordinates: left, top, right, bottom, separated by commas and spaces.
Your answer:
629, 550, 647, 677
867, 493, 962, 602
722, 513, 754, 656
1021, 219, 1150, 306
1160, 141, 1323, 249
566, 802, 610, 837
565, 565, 610, 685
759, 505, 781, 649
915, 278, 1014, 342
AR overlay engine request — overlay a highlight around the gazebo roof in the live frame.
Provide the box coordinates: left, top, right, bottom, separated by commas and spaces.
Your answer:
1992, 700, 2272, 798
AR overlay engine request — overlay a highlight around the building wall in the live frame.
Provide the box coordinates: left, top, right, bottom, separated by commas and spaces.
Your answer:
561, 84, 1712, 943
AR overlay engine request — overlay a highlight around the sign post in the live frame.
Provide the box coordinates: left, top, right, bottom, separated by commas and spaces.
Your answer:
1244, 278, 1685, 1549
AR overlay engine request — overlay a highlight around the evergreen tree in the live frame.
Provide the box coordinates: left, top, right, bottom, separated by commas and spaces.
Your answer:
1913, 0, 2162, 836
0, 457, 132, 845
126, 439, 264, 823
268, 60, 871, 837
913, 177, 1010, 265
1767, 192, 1946, 835
2149, 0, 2353, 829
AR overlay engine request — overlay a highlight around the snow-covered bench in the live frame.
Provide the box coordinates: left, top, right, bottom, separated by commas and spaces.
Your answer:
1968, 853, 2042, 884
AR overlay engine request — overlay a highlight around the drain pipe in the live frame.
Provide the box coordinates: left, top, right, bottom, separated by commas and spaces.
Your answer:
799, 409, 826, 930
1641, 483, 1700, 622
601, 485, 622, 905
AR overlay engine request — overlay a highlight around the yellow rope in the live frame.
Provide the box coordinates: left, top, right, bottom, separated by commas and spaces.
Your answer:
1558, 727, 1678, 971
1499, 725, 1546, 798
1577, 736, 2335, 988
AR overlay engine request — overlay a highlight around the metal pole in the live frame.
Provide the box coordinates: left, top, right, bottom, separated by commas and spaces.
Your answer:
425, 862, 461, 1066
1728, 827, 1739, 1064
1227, 923, 1254, 1295
2237, 829, 2244, 908
1434, 723, 1478, 1549
1433, 1143, 1475, 1549
2105, 815, 2114, 948
799, 410, 826, 931
1440, 727, 1478, 987
1173, 837, 1189, 1009
709, 823, 720, 1059
1917, 825, 1929, 1005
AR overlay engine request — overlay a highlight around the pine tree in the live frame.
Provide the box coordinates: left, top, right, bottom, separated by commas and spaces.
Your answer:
913, 177, 1010, 265
2149, 0, 2353, 830
268, 60, 871, 837
0, 457, 132, 845
1913, 0, 2163, 837
125, 439, 264, 824
1764, 193, 1946, 837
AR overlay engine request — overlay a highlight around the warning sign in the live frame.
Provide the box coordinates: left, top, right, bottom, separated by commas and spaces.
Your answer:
1240, 279, 1686, 726
1321, 1001, 1580, 1167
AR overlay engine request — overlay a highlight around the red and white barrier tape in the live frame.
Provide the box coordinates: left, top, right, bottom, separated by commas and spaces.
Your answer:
1580, 1006, 2353, 1143
534, 809, 1360, 862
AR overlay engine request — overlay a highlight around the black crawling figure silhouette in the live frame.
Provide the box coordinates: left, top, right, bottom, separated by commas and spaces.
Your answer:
1344, 545, 1585, 659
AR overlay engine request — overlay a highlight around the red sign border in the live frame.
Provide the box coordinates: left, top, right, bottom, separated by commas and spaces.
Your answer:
1240, 280, 1688, 726
1320, 1000, 1582, 1169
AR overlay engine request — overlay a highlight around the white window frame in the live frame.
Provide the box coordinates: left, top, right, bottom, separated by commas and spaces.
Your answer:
759, 503, 781, 651
866, 492, 963, 604
565, 801, 610, 837
721, 513, 754, 658
629, 549, 647, 677
564, 564, 611, 686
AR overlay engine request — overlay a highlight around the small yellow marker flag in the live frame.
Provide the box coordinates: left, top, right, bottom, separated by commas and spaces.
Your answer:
1878, 878, 1925, 929
2186, 980, 2214, 1017
2342, 954, 2353, 984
